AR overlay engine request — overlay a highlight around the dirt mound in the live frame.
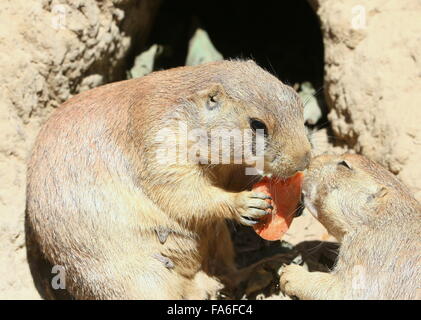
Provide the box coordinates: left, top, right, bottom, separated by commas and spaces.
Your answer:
0, 0, 159, 299
316, 0, 421, 201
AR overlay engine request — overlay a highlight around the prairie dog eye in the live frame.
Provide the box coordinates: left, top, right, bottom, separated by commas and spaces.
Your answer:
250, 118, 268, 136
207, 94, 219, 109
338, 160, 352, 170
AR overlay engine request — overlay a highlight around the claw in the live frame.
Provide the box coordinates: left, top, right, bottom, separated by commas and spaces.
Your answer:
152, 253, 175, 269
251, 208, 269, 216
250, 192, 272, 200
240, 217, 259, 226
155, 227, 171, 244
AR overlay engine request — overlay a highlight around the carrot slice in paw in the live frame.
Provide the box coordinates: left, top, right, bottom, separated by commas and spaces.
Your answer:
252, 172, 304, 241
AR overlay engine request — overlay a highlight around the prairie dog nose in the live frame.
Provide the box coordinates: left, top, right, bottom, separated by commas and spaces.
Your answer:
294, 150, 311, 172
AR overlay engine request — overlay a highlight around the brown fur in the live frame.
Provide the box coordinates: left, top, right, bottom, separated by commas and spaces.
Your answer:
25, 60, 311, 299
280, 154, 421, 300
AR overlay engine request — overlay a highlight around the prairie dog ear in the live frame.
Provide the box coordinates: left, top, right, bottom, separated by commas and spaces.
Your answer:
196, 83, 226, 110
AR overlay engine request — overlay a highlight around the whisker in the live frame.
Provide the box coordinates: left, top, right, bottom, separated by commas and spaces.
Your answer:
312, 86, 324, 98
265, 57, 278, 78
286, 203, 304, 219
304, 241, 325, 255
302, 85, 324, 108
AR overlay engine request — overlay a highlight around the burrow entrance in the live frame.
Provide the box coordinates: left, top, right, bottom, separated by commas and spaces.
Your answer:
146, 0, 324, 86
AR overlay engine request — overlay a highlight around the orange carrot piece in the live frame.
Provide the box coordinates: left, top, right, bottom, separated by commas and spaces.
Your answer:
252, 172, 303, 241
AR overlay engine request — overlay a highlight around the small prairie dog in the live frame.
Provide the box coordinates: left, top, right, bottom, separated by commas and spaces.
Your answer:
280, 154, 421, 300
26, 60, 311, 299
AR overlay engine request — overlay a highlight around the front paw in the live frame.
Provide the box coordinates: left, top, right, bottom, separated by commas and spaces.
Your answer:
234, 191, 273, 226
279, 264, 307, 299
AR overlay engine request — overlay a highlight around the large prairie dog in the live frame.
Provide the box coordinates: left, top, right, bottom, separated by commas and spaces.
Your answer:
25, 60, 311, 299
280, 154, 421, 300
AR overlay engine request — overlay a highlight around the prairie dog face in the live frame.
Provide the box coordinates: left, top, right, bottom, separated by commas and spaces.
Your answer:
302, 154, 393, 239
186, 79, 311, 179
257, 86, 312, 178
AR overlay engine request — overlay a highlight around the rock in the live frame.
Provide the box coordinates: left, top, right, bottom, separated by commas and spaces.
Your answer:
299, 82, 323, 125
79, 74, 104, 92
128, 44, 162, 78
0, 0, 160, 299
313, 0, 421, 201
185, 28, 223, 66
